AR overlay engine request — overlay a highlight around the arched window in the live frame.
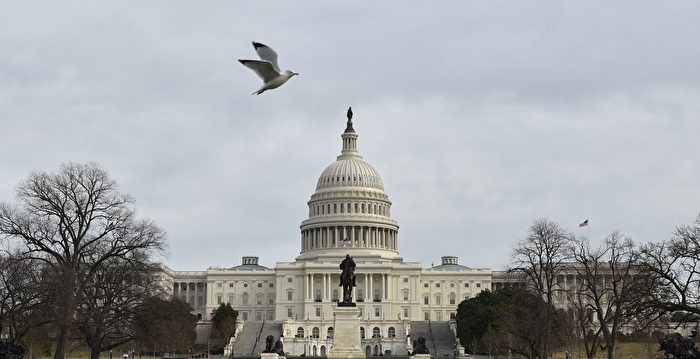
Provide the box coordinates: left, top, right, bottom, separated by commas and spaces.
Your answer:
374, 289, 380, 301
388, 327, 395, 338
372, 327, 381, 338
450, 292, 456, 305
361, 203, 365, 213
435, 295, 441, 305
332, 289, 339, 302
315, 289, 321, 301
242, 292, 249, 305
296, 327, 304, 338
360, 327, 365, 339
327, 327, 334, 339
312, 327, 320, 338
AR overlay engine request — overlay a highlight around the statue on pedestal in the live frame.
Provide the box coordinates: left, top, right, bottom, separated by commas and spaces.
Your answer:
339, 254, 356, 306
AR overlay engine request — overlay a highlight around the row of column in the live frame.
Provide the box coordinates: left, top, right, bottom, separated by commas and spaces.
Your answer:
304, 273, 392, 301
173, 281, 205, 308
302, 226, 397, 251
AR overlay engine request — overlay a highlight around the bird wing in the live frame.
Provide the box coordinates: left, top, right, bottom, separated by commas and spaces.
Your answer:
252, 42, 280, 72
239, 60, 280, 82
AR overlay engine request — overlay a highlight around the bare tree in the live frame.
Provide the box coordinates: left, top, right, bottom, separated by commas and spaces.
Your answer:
0, 162, 166, 359
0, 252, 49, 344
77, 255, 163, 359
510, 218, 572, 358
569, 232, 658, 359
640, 214, 700, 317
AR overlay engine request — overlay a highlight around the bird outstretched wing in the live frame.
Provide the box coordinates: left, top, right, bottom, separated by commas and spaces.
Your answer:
252, 42, 280, 72
238, 60, 280, 82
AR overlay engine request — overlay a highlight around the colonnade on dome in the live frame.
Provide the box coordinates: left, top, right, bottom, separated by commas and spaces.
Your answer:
301, 225, 398, 251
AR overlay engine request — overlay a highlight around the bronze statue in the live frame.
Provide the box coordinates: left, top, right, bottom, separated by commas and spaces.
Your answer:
273, 339, 284, 356
262, 335, 275, 353
413, 337, 429, 355
339, 254, 356, 305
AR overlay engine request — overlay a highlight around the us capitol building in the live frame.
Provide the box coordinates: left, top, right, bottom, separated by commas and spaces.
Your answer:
160, 111, 522, 356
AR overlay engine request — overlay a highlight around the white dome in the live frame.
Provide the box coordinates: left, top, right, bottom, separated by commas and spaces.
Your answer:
315, 158, 384, 191
297, 112, 400, 261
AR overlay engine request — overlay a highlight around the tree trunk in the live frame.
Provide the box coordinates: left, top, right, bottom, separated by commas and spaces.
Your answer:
53, 327, 69, 359
90, 346, 102, 359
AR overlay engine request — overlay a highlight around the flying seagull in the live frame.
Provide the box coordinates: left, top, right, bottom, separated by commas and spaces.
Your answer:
239, 42, 298, 95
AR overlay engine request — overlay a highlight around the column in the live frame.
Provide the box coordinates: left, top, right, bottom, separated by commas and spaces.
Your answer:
365, 273, 369, 301
385, 274, 389, 302
382, 275, 387, 300
306, 274, 310, 300
369, 274, 374, 301
194, 282, 198, 309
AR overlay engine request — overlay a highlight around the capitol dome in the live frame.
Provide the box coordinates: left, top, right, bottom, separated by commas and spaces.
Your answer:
297, 110, 400, 260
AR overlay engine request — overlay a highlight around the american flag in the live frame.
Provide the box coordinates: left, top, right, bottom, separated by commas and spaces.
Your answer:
579, 219, 589, 227
340, 237, 350, 247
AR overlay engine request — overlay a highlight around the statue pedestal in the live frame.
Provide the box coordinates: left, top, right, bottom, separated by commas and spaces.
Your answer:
414, 354, 431, 359
327, 306, 365, 359
260, 354, 279, 359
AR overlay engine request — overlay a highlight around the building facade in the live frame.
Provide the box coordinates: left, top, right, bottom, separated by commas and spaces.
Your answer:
162, 113, 515, 355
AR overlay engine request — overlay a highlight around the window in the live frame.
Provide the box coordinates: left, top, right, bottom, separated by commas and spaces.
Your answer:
403, 290, 409, 301
244, 283, 248, 288
258, 283, 262, 288
217, 295, 222, 304
242, 293, 249, 305
241, 312, 248, 320
374, 307, 380, 317
424, 311, 430, 320
296, 327, 305, 338
257, 294, 263, 305
464, 283, 469, 288
256, 311, 262, 321
403, 307, 410, 318
424, 295, 429, 305
315, 289, 321, 301
267, 311, 274, 320
332, 289, 339, 302
388, 327, 396, 338
327, 327, 334, 339
312, 327, 320, 338
228, 294, 234, 304
435, 311, 442, 321
288, 277, 293, 283
435, 283, 441, 288
450, 312, 456, 320
372, 327, 381, 338
360, 327, 365, 339
476, 283, 481, 288
424, 283, 429, 288
316, 307, 321, 317
268, 296, 274, 305
435, 295, 441, 305
403, 277, 409, 283
357, 289, 364, 301
288, 308, 293, 318
287, 291, 293, 301
450, 283, 455, 288
217, 283, 222, 288
229, 283, 234, 288
449, 293, 456, 305
269, 283, 274, 288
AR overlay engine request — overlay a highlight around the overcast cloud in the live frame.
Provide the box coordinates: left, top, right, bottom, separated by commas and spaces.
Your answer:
1, 1, 699, 271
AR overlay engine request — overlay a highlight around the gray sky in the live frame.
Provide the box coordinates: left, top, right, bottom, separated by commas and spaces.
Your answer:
1, 1, 699, 271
